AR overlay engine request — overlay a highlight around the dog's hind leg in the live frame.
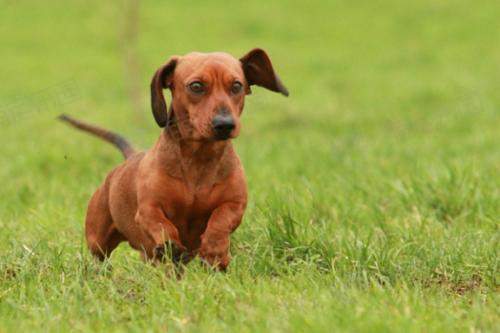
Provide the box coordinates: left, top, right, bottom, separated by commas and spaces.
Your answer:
85, 187, 124, 261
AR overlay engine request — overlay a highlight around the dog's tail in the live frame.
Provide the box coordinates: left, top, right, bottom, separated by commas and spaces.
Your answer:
58, 114, 136, 159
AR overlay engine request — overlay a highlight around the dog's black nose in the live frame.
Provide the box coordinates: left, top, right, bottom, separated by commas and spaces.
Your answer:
212, 114, 235, 139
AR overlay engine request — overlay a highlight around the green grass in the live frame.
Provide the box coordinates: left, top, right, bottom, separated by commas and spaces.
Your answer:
0, 0, 499, 331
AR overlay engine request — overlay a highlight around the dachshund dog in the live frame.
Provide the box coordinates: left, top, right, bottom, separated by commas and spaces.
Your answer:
60, 48, 288, 270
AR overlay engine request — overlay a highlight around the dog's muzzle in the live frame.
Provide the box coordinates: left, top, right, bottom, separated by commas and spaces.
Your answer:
212, 114, 235, 140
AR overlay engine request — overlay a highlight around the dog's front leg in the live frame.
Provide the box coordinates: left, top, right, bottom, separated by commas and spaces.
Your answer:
135, 204, 186, 262
199, 202, 245, 271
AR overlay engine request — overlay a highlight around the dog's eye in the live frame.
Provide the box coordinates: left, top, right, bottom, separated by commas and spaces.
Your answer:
188, 81, 205, 94
231, 81, 243, 95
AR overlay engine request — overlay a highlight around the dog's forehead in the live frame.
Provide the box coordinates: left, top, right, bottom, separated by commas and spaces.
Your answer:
176, 52, 243, 77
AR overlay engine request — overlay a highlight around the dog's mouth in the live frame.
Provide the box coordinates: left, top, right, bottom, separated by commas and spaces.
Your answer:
213, 129, 233, 141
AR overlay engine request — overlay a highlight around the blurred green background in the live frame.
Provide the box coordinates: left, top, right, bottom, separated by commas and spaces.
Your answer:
0, 1, 498, 332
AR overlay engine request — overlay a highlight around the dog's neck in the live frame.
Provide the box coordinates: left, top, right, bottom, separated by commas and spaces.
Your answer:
154, 124, 235, 188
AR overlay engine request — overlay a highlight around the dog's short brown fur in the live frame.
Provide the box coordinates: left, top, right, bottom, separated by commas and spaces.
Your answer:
61, 49, 288, 270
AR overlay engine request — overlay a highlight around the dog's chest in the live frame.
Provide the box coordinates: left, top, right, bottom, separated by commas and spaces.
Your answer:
165, 181, 223, 221
164, 184, 223, 248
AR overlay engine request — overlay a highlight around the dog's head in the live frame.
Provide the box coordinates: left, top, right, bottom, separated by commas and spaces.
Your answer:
150, 48, 288, 141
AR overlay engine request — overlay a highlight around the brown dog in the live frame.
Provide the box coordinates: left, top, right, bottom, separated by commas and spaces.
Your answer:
60, 49, 288, 270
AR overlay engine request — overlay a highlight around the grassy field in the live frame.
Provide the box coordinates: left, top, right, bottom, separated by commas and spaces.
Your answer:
0, 0, 499, 331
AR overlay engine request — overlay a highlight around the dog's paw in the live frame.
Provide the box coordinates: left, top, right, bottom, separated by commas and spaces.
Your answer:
154, 240, 187, 263
198, 238, 230, 271
199, 254, 230, 272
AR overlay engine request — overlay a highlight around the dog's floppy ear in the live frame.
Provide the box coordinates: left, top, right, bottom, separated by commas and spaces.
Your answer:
150, 57, 178, 127
240, 48, 289, 96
